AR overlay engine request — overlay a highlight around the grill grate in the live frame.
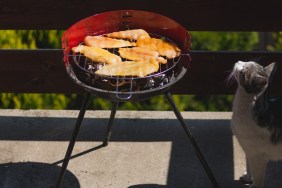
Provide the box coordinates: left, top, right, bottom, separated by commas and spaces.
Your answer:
68, 33, 185, 95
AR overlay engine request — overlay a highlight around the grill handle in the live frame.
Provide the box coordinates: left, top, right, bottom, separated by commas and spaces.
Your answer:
115, 76, 133, 100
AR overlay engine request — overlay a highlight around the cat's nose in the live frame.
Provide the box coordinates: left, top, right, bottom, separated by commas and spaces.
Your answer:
235, 61, 245, 70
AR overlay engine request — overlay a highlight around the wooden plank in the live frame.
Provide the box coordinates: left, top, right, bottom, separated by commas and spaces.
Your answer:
0, 50, 83, 93
0, 49, 281, 95
1, 0, 282, 31
176, 51, 282, 95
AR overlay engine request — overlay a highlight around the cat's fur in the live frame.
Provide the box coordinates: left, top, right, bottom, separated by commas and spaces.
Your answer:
230, 61, 282, 188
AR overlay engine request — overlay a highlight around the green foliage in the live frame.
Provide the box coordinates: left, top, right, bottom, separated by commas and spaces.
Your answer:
0, 30, 36, 49
0, 30, 273, 111
191, 32, 259, 51
270, 32, 282, 51
0, 30, 63, 49
0, 93, 69, 109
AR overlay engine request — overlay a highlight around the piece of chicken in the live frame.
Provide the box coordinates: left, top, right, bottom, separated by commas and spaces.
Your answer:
95, 59, 159, 77
118, 47, 167, 64
84, 35, 136, 48
107, 29, 150, 41
136, 37, 181, 59
72, 45, 121, 64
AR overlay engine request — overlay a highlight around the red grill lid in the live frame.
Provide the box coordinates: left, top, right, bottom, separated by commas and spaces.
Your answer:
62, 10, 191, 66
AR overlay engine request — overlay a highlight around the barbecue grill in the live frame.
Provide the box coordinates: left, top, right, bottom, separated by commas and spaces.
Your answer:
57, 10, 220, 188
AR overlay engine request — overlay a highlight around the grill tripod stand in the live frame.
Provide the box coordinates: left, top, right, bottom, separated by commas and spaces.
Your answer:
55, 91, 220, 188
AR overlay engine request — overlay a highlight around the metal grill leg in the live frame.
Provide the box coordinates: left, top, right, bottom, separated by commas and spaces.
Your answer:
103, 101, 119, 146
56, 93, 92, 188
165, 92, 220, 188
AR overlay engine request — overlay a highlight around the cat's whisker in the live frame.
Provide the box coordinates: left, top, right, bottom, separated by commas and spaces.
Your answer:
225, 70, 236, 86
251, 57, 262, 63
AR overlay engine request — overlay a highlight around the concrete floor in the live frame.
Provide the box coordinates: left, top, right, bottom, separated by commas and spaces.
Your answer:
0, 110, 281, 188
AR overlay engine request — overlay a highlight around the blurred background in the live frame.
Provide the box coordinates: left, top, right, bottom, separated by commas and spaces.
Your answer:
0, 31, 279, 111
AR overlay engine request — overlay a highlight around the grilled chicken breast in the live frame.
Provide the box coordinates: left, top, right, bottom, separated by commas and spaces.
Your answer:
95, 59, 159, 77
136, 37, 181, 59
72, 45, 122, 64
107, 29, 150, 41
118, 47, 167, 64
84, 35, 136, 48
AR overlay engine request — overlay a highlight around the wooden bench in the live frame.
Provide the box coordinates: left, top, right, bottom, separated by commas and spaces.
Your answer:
1, 0, 282, 95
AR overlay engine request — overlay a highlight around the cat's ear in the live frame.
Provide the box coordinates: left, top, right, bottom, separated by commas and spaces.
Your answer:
248, 62, 277, 93
244, 75, 268, 93
264, 62, 277, 76
252, 75, 268, 87
264, 62, 277, 94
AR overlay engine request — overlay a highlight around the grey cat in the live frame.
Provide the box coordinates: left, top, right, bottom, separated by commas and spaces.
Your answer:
229, 60, 282, 188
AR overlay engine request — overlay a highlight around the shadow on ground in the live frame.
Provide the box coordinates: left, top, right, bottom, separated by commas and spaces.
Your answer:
0, 113, 281, 187
0, 162, 80, 188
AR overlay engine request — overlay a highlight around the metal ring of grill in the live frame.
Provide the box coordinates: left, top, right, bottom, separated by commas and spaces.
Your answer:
62, 10, 191, 101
